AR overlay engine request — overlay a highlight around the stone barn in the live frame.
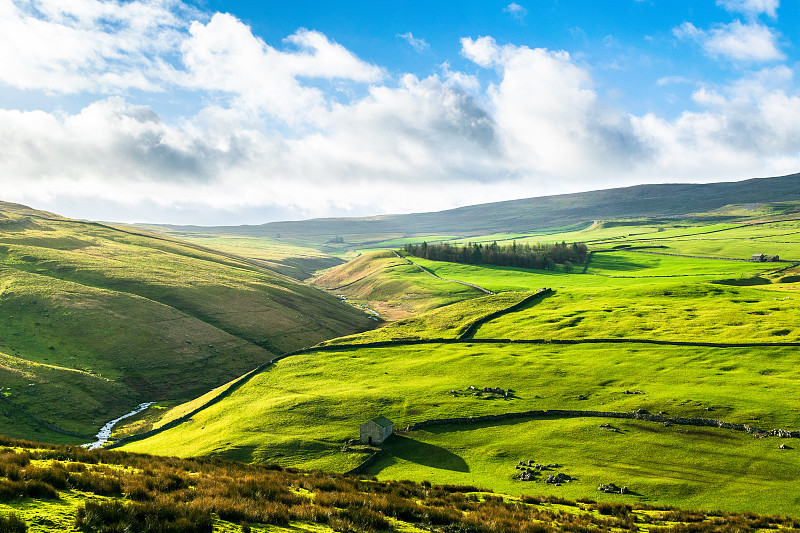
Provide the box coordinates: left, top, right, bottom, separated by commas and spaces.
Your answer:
752, 253, 766, 262
360, 416, 393, 445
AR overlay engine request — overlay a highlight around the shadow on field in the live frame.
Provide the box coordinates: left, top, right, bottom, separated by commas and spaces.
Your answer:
589, 254, 650, 272
212, 445, 256, 463
386, 435, 470, 472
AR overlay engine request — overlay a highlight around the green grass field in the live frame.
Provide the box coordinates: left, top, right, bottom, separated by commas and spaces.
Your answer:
122, 217, 800, 516
122, 339, 800, 514
321, 291, 536, 345
472, 282, 800, 342
372, 417, 800, 515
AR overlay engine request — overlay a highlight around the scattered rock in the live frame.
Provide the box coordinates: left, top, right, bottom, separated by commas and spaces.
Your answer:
598, 482, 628, 494
546, 472, 572, 484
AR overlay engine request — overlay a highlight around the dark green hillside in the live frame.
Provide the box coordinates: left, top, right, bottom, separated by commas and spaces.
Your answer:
0, 202, 373, 442
148, 173, 800, 245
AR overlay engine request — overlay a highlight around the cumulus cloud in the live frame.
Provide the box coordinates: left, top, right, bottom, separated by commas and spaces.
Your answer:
398, 32, 429, 53
180, 15, 383, 124
674, 20, 784, 63
461, 37, 650, 180
460, 36, 502, 67
0, 77, 508, 218
717, 0, 779, 17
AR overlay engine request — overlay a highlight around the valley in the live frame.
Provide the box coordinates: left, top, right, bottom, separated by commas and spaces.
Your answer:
2, 175, 800, 530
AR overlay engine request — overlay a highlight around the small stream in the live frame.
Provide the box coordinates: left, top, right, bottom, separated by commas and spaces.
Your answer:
82, 402, 153, 450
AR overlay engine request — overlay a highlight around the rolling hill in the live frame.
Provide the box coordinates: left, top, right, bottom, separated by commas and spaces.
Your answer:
0, 202, 374, 443
144, 172, 800, 249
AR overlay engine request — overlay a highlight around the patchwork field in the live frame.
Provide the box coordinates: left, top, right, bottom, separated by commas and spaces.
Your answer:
119, 213, 800, 517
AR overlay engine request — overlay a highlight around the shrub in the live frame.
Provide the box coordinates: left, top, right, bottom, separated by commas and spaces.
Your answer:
23, 481, 59, 500
65, 462, 87, 473
24, 465, 69, 489
69, 471, 122, 495
0, 480, 25, 501
0, 512, 27, 533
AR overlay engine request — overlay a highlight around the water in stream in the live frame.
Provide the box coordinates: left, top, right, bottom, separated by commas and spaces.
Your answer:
83, 402, 153, 450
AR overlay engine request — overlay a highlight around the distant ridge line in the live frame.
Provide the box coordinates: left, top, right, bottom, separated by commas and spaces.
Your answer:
157, 172, 800, 237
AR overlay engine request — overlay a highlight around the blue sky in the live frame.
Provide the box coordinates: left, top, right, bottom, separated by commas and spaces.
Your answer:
1, 0, 798, 224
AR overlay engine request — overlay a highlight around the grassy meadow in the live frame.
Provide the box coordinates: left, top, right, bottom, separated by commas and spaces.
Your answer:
320, 291, 536, 345
372, 417, 800, 515
122, 340, 800, 514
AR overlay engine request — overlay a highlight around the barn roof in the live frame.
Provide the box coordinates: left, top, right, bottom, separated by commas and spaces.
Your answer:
367, 416, 393, 428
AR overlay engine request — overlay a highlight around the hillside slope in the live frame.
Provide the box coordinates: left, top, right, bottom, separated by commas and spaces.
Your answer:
151, 173, 800, 244
311, 250, 483, 319
0, 202, 373, 442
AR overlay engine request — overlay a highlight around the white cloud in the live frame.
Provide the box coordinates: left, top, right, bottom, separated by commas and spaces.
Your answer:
504, 3, 527, 21
398, 32, 429, 53
717, 0, 779, 17
460, 36, 502, 67
633, 66, 800, 180
180, 14, 383, 124
440, 62, 481, 92
674, 20, 784, 63
0, 0, 189, 93
461, 39, 649, 180
0, 75, 508, 219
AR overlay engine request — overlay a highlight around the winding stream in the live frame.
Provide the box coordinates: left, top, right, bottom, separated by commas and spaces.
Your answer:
83, 402, 153, 450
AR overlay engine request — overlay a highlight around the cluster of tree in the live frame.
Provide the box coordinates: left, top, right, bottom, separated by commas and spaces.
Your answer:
404, 240, 588, 272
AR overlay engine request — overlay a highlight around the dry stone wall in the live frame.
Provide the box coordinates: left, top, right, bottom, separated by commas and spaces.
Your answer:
406, 408, 800, 438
